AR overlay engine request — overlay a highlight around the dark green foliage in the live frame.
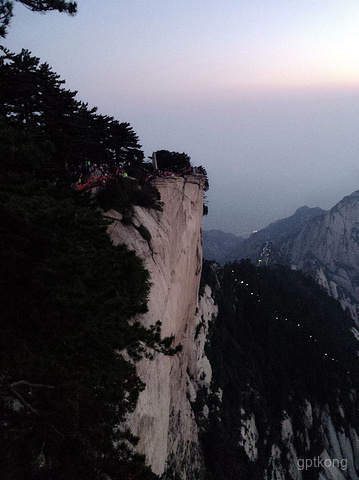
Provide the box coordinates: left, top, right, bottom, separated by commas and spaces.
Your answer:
0, 1, 13, 37
199, 260, 359, 480
155, 150, 191, 173
195, 165, 209, 192
16, 0, 77, 14
0, 0, 77, 37
0, 48, 172, 479
96, 177, 161, 217
195, 165, 209, 215
0, 48, 147, 179
0, 178, 168, 479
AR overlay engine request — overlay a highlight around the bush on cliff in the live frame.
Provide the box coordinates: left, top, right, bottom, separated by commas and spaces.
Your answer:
155, 150, 191, 172
95, 177, 162, 217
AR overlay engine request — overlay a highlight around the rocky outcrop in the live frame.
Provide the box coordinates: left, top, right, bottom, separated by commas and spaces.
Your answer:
198, 273, 359, 480
262, 401, 359, 480
108, 176, 206, 477
235, 191, 359, 323
290, 192, 359, 321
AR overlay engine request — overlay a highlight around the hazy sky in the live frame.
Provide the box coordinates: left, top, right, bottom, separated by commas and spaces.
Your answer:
3, 0, 359, 235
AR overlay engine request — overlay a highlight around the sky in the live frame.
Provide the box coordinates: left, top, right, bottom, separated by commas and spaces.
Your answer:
3, 0, 359, 235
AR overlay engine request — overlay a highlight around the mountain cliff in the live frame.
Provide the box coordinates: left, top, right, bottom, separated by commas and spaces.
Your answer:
107, 181, 359, 480
108, 175, 207, 477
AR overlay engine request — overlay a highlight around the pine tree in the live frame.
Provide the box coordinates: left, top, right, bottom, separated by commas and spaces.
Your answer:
0, 48, 148, 177
155, 150, 192, 172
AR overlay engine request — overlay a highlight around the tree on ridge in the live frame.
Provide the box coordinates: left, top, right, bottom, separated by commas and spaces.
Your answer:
0, 47, 145, 177
155, 150, 192, 173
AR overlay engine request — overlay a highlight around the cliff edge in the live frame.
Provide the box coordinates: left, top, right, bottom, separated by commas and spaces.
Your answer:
108, 175, 205, 476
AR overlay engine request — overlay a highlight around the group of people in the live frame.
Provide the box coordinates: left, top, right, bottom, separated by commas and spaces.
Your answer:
70, 162, 202, 192
70, 161, 128, 191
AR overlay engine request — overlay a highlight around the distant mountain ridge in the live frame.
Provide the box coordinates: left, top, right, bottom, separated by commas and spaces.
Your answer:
203, 207, 324, 266
234, 205, 326, 265
203, 229, 244, 264
204, 191, 359, 322
232, 190, 359, 322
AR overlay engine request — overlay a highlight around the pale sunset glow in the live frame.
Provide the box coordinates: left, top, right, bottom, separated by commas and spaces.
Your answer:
4, 0, 359, 233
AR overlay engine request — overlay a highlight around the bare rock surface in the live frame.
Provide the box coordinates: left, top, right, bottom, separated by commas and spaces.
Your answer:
108, 176, 205, 476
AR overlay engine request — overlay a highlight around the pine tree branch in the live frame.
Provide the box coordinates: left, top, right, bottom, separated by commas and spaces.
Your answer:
9, 380, 56, 389
7, 384, 41, 416
7, 381, 65, 438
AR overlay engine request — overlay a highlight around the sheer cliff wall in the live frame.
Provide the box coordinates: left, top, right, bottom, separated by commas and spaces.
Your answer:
108, 176, 206, 476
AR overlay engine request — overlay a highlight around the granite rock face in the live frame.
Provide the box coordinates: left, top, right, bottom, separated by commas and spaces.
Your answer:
290, 192, 359, 321
108, 176, 206, 477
